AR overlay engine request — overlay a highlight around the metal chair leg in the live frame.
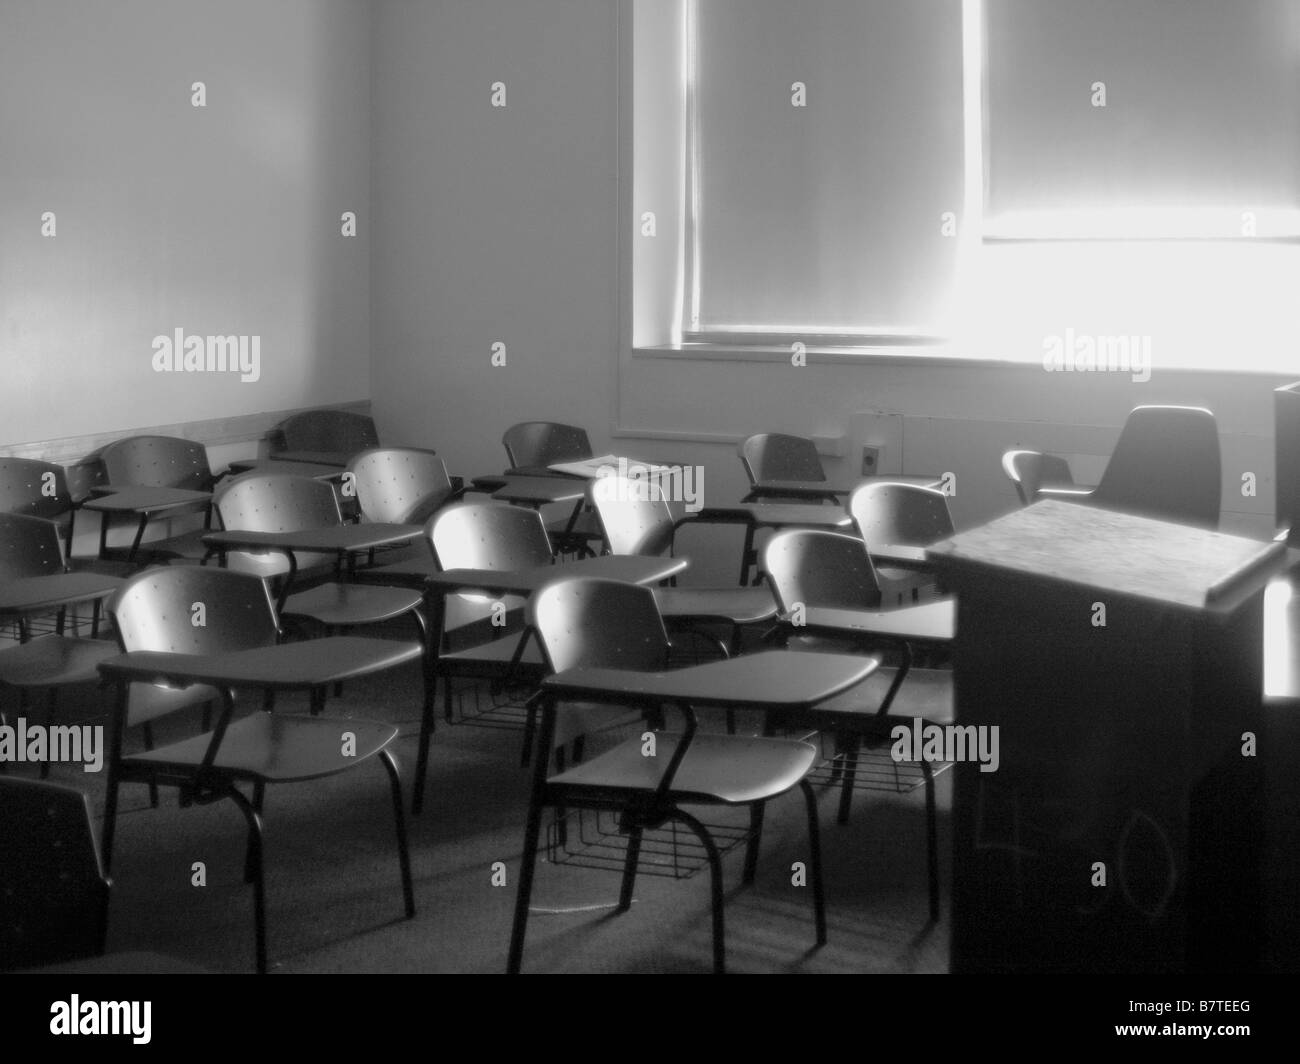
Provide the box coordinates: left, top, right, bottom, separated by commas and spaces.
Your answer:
742, 802, 765, 885
101, 684, 127, 874
143, 721, 159, 808
243, 783, 265, 884
40, 689, 56, 779
837, 734, 860, 825
553, 746, 568, 849
101, 776, 121, 875
800, 778, 828, 945
922, 759, 939, 922
617, 825, 642, 913
673, 809, 726, 974
379, 750, 416, 917
225, 786, 267, 974
520, 691, 540, 768
413, 701, 434, 816
411, 607, 436, 735
506, 794, 546, 973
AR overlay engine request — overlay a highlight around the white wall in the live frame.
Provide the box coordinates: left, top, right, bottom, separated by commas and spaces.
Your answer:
370, 0, 620, 473
0, 0, 372, 446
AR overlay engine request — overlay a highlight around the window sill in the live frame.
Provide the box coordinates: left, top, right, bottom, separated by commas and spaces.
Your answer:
632, 342, 1023, 369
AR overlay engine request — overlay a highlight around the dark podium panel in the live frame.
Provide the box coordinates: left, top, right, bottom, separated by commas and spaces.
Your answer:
929, 500, 1284, 973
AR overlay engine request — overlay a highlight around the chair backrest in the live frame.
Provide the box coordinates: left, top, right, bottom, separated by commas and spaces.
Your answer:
0, 512, 66, 579
276, 410, 379, 454
0, 457, 72, 524
588, 475, 675, 557
429, 502, 553, 570
213, 474, 342, 578
738, 433, 826, 485
1001, 449, 1076, 506
101, 435, 212, 490
763, 530, 883, 611
110, 565, 280, 655
501, 422, 592, 470
1092, 405, 1221, 528
0, 777, 109, 971
347, 448, 453, 524
849, 482, 954, 550
214, 474, 342, 533
530, 577, 670, 674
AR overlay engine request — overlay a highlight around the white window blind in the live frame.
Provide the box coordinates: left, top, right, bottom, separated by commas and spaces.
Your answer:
985, 0, 1300, 238
686, 0, 964, 341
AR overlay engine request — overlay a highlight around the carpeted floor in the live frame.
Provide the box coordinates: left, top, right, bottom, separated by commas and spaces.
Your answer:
23, 648, 953, 975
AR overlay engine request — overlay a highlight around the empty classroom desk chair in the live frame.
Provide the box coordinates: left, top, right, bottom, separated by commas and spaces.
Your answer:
0, 457, 135, 581
509, 577, 875, 973
738, 432, 843, 503
0, 457, 78, 560
502, 421, 593, 474
763, 529, 954, 917
0, 512, 220, 791
501, 421, 603, 555
346, 447, 464, 562
0, 513, 122, 778
210, 473, 433, 716
347, 448, 463, 526
1001, 450, 1081, 506
589, 473, 777, 721
849, 482, 954, 606
272, 409, 380, 467
1035, 405, 1222, 529
98, 566, 417, 974
416, 501, 614, 805
92, 435, 219, 564
0, 777, 110, 970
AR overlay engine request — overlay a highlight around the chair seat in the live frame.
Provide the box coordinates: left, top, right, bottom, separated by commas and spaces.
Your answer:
127, 682, 221, 728
123, 712, 398, 783
0, 636, 117, 688
548, 731, 817, 806
283, 583, 423, 628
654, 585, 778, 626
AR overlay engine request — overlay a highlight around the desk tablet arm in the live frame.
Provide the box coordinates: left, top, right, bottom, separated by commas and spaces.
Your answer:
769, 612, 912, 717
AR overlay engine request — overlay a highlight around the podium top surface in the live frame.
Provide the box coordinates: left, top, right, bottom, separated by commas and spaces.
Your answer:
928, 499, 1286, 612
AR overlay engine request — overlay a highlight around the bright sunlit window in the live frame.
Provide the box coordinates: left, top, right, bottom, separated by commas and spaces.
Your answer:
648, 0, 1300, 373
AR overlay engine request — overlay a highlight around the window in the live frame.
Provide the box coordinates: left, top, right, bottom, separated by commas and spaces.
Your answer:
985, 0, 1300, 241
631, 0, 1300, 373
678, 0, 964, 345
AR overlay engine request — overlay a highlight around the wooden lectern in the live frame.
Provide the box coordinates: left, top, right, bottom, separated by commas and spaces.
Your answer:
929, 500, 1284, 973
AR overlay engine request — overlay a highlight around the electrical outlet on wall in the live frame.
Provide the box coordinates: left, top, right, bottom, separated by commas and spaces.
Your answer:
861, 445, 883, 476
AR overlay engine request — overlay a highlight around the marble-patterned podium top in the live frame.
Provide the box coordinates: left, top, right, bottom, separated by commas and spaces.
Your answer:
928, 499, 1285, 611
